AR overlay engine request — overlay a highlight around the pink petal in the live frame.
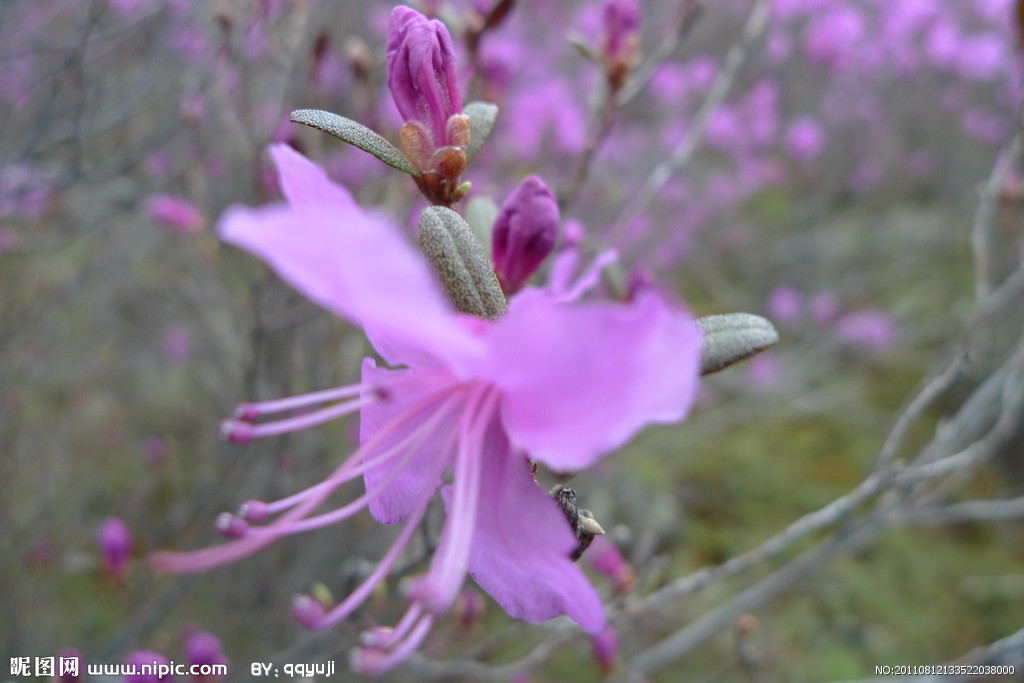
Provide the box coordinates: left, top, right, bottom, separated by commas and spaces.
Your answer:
360, 359, 458, 524
446, 424, 605, 632
217, 144, 481, 370
483, 289, 700, 471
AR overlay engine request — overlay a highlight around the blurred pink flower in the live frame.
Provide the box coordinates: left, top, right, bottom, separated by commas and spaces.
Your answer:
783, 117, 825, 162
746, 352, 779, 389
803, 6, 865, 70
123, 651, 171, 683
957, 33, 1005, 81
836, 309, 896, 350
587, 536, 635, 592
153, 145, 702, 673
148, 194, 204, 233
98, 517, 133, 580
185, 631, 229, 681
768, 285, 802, 323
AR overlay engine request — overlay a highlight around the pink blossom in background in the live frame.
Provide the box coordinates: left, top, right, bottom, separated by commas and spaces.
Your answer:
957, 33, 1005, 81
98, 517, 133, 580
123, 651, 171, 682
185, 630, 230, 680
745, 352, 780, 389
685, 54, 718, 91
768, 285, 802, 323
505, 78, 587, 160
649, 63, 688, 104
783, 117, 825, 162
836, 309, 896, 350
162, 324, 192, 364
803, 6, 865, 70
925, 20, 960, 68
147, 194, 204, 233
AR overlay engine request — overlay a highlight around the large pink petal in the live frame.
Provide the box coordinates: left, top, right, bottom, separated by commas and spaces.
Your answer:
482, 288, 701, 471
217, 144, 482, 370
446, 422, 605, 632
360, 359, 459, 524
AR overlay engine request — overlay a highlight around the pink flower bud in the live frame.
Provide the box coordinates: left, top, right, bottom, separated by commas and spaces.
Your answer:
185, 630, 229, 680
98, 517, 132, 580
601, 0, 640, 88
386, 6, 463, 148
491, 176, 559, 294
147, 194, 203, 233
602, 0, 640, 62
587, 537, 635, 593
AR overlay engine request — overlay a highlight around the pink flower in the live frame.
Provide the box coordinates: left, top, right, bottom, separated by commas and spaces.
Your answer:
783, 117, 825, 162
767, 285, 802, 323
835, 309, 896, 350
98, 517, 133, 580
491, 176, 560, 295
152, 145, 701, 673
147, 194, 203, 233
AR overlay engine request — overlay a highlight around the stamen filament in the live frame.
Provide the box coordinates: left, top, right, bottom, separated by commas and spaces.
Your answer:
235, 383, 367, 419
250, 395, 462, 536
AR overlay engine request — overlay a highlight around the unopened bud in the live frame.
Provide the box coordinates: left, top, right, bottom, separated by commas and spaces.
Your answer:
492, 175, 559, 294
98, 517, 132, 580
386, 7, 463, 148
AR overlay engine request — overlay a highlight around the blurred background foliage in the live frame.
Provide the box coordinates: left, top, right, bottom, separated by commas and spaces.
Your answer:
2, 0, 1023, 681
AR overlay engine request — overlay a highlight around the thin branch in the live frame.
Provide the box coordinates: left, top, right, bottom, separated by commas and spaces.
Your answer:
607, 0, 771, 242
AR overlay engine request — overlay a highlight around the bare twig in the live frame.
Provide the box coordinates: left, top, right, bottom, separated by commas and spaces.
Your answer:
607, 0, 771, 242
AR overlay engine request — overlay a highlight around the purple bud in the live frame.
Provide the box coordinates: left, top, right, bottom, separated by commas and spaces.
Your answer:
386, 6, 463, 148
185, 630, 229, 679
122, 651, 172, 683
291, 594, 327, 629
98, 517, 132, 580
587, 537, 635, 593
491, 175, 559, 295
591, 626, 620, 673
602, 0, 640, 62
